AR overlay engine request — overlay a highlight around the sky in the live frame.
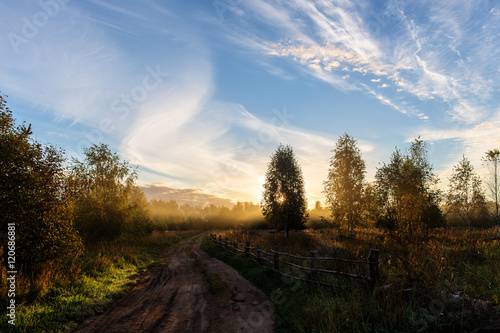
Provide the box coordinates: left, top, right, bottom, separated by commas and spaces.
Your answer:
1, 0, 499, 207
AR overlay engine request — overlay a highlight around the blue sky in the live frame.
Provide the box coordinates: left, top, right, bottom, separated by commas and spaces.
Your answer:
1, 0, 499, 206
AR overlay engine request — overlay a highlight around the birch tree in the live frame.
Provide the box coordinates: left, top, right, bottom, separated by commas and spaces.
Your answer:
447, 155, 487, 233
375, 139, 441, 237
262, 144, 307, 239
324, 133, 366, 236
482, 149, 500, 237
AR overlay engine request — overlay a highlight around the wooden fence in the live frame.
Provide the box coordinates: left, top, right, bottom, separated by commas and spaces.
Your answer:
209, 233, 380, 289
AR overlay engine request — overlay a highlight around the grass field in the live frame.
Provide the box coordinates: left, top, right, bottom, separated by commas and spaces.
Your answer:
203, 227, 500, 332
0, 230, 198, 333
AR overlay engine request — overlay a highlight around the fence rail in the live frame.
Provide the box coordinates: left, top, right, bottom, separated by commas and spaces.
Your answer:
209, 233, 380, 289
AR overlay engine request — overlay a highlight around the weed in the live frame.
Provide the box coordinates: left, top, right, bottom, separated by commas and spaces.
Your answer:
206, 228, 500, 332
206, 273, 228, 295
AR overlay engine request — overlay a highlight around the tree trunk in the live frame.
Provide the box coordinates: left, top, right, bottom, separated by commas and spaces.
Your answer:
350, 217, 354, 237
495, 162, 499, 238
496, 201, 499, 239
284, 206, 289, 239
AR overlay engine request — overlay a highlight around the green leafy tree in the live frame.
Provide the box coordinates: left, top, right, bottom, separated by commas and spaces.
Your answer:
483, 149, 500, 237
71, 143, 151, 242
361, 183, 380, 227
375, 139, 442, 237
446, 155, 487, 232
0, 93, 82, 277
324, 133, 366, 236
262, 144, 307, 239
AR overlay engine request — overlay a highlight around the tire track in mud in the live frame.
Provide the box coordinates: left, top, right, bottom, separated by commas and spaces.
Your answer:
74, 234, 274, 333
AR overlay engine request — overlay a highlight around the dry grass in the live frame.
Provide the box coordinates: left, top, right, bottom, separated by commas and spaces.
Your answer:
211, 227, 500, 332
217, 227, 499, 296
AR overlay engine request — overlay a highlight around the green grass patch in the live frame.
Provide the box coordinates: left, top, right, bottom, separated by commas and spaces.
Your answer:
0, 231, 198, 333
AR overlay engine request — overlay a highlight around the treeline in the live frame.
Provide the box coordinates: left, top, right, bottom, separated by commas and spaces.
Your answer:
322, 134, 498, 237
261, 135, 499, 239
149, 200, 264, 230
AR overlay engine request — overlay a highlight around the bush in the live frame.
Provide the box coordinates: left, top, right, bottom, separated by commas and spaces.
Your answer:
0, 94, 82, 277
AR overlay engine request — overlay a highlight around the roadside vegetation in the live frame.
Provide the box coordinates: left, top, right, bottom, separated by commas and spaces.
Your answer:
0, 231, 196, 332
204, 228, 500, 332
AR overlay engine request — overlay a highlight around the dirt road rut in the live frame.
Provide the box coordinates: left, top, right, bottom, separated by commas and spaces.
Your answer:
75, 234, 274, 333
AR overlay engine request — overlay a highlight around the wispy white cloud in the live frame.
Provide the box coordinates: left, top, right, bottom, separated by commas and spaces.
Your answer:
47, 131, 69, 138
265, 41, 399, 77
410, 109, 500, 183
386, 0, 498, 123
288, 0, 380, 59
121, 56, 216, 182
85, 0, 153, 23
361, 84, 410, 116
218, 0, 419, 117
0, 2, 137, 127
220, 0, 498, 124
255, 60, 295, 81
247, 1, 303, 38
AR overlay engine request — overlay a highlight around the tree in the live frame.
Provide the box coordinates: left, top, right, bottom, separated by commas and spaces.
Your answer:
71, 143, 151, 242
483, 149, 500, 237
447, 155, 487, 232
0, 93, 82, 277
324, 133, 366, 236
375, 139, 442, 237
360, 183, 380, 227
262, 144, 307, 239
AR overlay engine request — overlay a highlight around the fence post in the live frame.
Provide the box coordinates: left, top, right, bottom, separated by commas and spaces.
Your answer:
257, 245, 262, 265
310, 251, 318, 281
225, 237, 228, 249
245, 241, 250, 257
368, 248, 380, 287
233, 240, 237, 252
219, 235, 222, 245
274, 246, 280, 271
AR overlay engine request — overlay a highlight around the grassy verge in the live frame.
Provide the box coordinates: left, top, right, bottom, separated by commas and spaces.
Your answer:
206, 273, 229, 296
0, 230, 198, 333
201, 236, 305, 332
202, 230, 500, 333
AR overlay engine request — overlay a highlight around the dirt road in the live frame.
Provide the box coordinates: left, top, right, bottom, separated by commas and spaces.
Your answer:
74, 234, 274, 333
